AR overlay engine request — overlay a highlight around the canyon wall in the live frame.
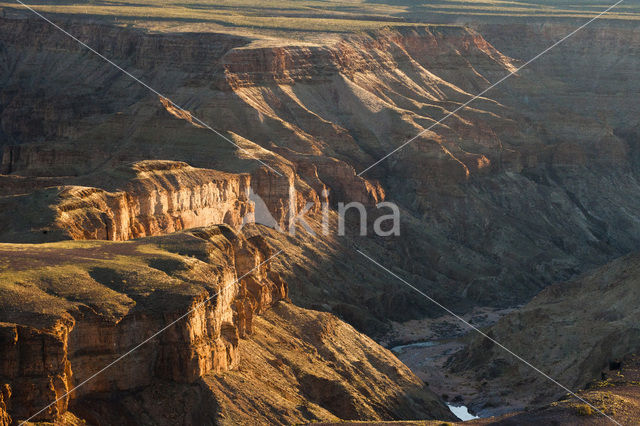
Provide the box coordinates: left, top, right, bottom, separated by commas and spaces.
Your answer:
3, 14, 640, 322
202, 302, 454, 424
57, 161, 254, 241
0, 226, 287, 423
0, 161, 255, 242
2, 10, 640, 425
0, 225, 452, 425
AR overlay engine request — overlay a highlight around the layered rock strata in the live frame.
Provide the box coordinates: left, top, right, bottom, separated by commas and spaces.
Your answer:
3, 13, 640, 326
0, 225, 451, 425
55, 161, 254, 241
0, 161, 254, 242
0, 226, 287, 423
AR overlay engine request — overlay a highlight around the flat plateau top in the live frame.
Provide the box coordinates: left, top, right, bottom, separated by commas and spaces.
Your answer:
3, 0, 640, 44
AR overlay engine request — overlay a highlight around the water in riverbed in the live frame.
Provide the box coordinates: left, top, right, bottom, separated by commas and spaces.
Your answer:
390, 340, 482, 421
390, 340, 437, 354
447, 404, 480, 421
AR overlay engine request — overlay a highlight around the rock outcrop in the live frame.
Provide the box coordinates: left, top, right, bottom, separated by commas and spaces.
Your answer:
56, 161, 254, 241
0, 225, 451, 425
0, 161, 254, 242
0, 225, 287, 423
202, 302, 454, 424
69, 302, 455, 425
3, 10, 640, 361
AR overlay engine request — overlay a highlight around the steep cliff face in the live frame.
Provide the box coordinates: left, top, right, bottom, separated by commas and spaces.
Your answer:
0, 225, 451, 425
0, 15, 384, 212
3, 14, 640, 319
0, 225, 287, 423
0, 17, 511, 196
0, 161, 255, 242
221, 26, 514, 89
0, 16, 510, 252
69, 303, 455, 425
56, 161, 254, 241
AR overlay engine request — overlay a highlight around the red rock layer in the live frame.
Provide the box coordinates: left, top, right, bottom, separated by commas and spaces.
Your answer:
0, 226, 287, 423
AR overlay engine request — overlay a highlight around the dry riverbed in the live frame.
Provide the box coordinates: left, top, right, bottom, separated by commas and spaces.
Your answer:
381, 306, 522, 419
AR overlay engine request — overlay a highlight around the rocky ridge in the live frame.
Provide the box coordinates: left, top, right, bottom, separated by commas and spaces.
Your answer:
0, 160, 254, 242
0, 225, 288, 423
0, 224, 453, 425
3, 14, 640, 315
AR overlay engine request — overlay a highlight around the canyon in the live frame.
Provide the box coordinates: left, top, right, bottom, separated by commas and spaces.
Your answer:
0, 226, 288, 422
450, 249, 640, 418
0, 226, 452, 424
5, 12, 640, 315
1, 1, 640, 425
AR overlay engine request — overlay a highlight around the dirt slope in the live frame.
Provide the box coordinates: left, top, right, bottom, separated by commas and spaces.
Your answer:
0, 226, 451, 425
204, 302, 453, 424
450, 251, 640, 414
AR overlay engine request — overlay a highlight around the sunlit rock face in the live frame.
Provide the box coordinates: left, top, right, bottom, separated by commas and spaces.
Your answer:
3, 14, 640, 323
0, 226, 287, 423
0, 224, 454, 425
53, 161, 254, 241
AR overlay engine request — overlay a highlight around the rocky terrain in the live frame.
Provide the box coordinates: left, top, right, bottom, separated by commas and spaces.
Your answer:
3, 6, 640, 312
448, 250, 640, 417
4, 11, 640, 316
0, 225, 284, 421
474, 354, 640, 425
319, 355, 640, 425
2, 1, 640, 424
0, 160, 255, 242
203, 302, 451, 424
0, 225, 453, 424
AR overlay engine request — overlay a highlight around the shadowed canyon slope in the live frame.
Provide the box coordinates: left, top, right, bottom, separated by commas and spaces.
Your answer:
450, 250, 640, 418
0, 225, 452, 424
3, 14, 640, 317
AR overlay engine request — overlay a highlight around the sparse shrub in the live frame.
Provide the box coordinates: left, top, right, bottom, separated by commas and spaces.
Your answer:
573, 404, 594, 416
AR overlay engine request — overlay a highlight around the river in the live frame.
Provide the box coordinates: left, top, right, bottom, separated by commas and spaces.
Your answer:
447, 404, 480, 421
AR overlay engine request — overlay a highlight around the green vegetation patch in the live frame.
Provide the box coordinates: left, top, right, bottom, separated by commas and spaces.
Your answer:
0, 228, 235, 330
573, 403, 594, 416
3, 0, 640, 41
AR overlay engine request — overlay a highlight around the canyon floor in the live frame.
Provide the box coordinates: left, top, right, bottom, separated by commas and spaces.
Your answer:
2, 1, 640, 425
